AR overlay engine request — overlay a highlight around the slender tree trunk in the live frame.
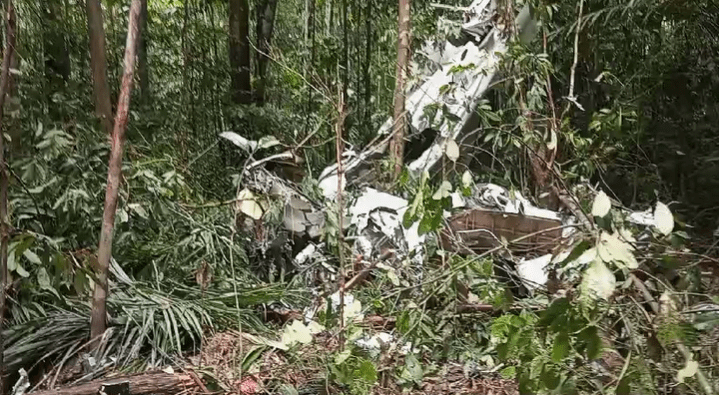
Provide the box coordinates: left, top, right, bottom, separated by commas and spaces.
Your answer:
89, 0, 143, 350
304, 0, 315, 134
87, 0, 114, 135
138, 0, 149, 103
0, 1, 16, 391
324, 0, 332, 36
389, 0, 411, 180
363, 0, 372, 135
255, 0, 279, 105
229, 0, 251, 104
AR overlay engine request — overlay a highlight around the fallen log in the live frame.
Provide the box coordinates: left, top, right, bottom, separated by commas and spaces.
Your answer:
29, 371, 198, 395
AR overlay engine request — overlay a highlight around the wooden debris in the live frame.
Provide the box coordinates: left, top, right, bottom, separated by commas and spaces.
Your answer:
29, 371, 198, 395
440, 209, 564, 255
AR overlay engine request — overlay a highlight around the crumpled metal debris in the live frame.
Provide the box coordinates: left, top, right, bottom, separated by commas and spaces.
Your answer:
349, 188, 425, 265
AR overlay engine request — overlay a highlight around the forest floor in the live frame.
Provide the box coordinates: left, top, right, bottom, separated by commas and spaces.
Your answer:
197, 330, 520, 395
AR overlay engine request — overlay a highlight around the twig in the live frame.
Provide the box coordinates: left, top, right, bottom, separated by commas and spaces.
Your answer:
335, 80, 347, 349
341, 250, 395, 293
246, 151, 296, 170
180, 198, 254, 210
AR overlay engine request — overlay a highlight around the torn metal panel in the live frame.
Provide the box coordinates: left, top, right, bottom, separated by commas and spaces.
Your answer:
317, 2, 538, 199
349, 188, 425, 265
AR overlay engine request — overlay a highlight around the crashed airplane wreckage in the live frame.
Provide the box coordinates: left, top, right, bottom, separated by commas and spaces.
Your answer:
221, 0, 655, 294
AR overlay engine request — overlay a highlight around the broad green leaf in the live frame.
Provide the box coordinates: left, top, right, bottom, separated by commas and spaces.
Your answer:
237, 189, 263, 220
654, 201, 674, 235
591, 190, 611, 217
23, 249, 42, 265
579, 326, 603, 360
432, 181, 453, 200
128, 203, 149, 219
676, 360, 699, 383
356, 359, 378, 383
219, 131, 257, 152
37, 267, 51, 289
334, 349, 352, 365
15, 264, 30, 278
597, 231, 638, 269
461, 170, 473, 188
281, 320, 314, 347
400, 353, 424, 384
258, 135, 281, 149
7, 246, 16, 271
580, 259, 616, 301
500, 366, 516, 379
445, 139, 460, 162
552, 332, 570, 362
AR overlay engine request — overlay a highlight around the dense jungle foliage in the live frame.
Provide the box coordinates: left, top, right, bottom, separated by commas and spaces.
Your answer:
1, 0, 719, 393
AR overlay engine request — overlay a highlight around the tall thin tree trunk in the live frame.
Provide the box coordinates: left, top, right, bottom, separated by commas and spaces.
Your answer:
0, 1, 16, 391
304, 0, 315, 134
255, 0, 279, 105
138, 0, 149, 103
324, 0, 332, 36
389, 0, 411, 180
87, 0, 114, 135
363, 0, 372, 135
89, 0, 143, 350
229, 0, 251, 104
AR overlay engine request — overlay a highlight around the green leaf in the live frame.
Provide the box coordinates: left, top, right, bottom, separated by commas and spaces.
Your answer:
555, 240, 592, 267
258, 135, 281, 149
541, 365, 561, 390
500, 366, 516, 379
445, 139, 460, 162
580, 259, 616, 301
597, 231, 637, 269
539, 298, 569, 328
461, 170, 473, 188
37, 267, 51, 289
23, 249, 42, 265
432, 181, 453, 200
654, 201, 674, 235
591, 190, 611, 217
237, 188, 263, 220
579, 326, 603, 360
281, 320, 315, 347
356, 359, 378, 383
400, 353, 424, 385
551, 332, 570, 362
15, 264, 30, 278
334, 349, 352, 365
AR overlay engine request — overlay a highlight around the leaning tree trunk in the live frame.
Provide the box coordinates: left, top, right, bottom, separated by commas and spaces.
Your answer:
229, 0, 252, 104
87, 0, 114, 135
0, 1, 16, 391
389, 0, 411, 180
255, 0, 279, 105
89, 0, 143, 350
